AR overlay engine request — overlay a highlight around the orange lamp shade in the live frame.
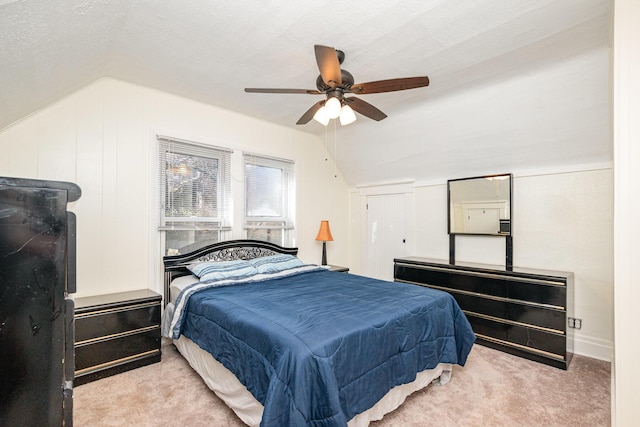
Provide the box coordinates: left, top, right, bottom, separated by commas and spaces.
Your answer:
315, 220, 333, 242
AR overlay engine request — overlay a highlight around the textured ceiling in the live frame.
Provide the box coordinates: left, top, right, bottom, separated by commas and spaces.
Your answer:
0, 0, 612, 185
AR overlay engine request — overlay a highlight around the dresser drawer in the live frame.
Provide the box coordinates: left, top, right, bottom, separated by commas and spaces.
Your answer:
466, 314, 566, 358
395, 264, 566, 308
75, 302, 161, 343
448, 290, 566, 332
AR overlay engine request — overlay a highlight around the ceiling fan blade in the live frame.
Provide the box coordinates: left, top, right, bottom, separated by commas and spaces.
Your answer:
314, 45, 342, 89
245, 88, 321, 95
296, 100, 326, 125
349, 76, 430, 94
344, 97, 387, 121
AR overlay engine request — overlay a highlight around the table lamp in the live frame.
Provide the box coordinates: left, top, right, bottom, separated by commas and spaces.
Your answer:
315, 220, 333, 265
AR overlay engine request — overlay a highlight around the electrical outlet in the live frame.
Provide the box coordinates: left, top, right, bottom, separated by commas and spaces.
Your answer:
568, 317, 582, 329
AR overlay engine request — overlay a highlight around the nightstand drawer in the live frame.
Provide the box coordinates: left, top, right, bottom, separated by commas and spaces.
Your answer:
75, 302, 161, 343
75, 328, 161, 373
73, 289, 162, 384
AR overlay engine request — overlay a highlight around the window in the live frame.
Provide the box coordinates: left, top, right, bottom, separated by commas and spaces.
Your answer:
244, 154, 295, 246
158, 136, 232, 255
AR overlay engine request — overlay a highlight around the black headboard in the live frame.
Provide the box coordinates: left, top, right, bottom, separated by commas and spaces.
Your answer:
162, 239, 299, 306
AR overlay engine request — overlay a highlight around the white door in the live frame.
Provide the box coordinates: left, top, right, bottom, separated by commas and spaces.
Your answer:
366, 194, 407, 281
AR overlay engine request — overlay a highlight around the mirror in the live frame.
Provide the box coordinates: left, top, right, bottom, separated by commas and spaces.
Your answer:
448, 173, 512, 236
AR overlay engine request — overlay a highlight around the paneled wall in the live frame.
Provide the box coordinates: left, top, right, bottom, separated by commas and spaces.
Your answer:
0, 77, 614, 362
349, 167, 613, 361
0, 78, 349, 298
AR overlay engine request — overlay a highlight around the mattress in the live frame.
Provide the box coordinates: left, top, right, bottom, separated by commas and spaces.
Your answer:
173, 333, 452, 427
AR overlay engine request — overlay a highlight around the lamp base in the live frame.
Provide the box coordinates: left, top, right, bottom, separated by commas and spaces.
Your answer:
321, 241, 327, 265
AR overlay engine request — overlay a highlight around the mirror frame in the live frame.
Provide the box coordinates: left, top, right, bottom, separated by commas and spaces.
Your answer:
447, 173, 512, 236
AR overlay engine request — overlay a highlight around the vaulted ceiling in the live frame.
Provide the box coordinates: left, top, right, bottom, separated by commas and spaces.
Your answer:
0, 0, 612, 185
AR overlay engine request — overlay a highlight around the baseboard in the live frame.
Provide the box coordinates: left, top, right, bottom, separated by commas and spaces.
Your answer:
573, 335, 613, 362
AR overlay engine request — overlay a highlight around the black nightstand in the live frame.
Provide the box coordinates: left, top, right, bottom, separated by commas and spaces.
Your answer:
326, 265, 349, 273
74, 289, 162, 385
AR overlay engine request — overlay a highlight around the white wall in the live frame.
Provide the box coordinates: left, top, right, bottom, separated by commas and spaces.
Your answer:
0, 78, 349, 298
350, 166, 613, 361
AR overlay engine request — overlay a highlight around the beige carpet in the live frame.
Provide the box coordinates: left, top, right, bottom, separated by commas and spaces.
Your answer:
74, 340, 610, 426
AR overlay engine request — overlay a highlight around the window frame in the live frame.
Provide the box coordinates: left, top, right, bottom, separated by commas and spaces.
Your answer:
243, 153, 295, 246
157, 136, 233, 255
155, 136, 297, 255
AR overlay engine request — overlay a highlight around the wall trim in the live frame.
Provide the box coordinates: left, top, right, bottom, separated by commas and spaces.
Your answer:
355, 181, 415, 196
406, 161, 614, 189
511, 161, 612, 179
573, 334, 613, 362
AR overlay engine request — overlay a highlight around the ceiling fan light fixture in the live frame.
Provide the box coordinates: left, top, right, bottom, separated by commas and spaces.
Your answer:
325, 96, 342, 119
339, 105, 356, 125
245, 45, 430, 125
313, 106, 330, 126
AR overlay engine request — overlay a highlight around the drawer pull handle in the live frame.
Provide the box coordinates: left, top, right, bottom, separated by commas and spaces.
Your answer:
475, 334, 565, 361
75, 349, 160, 376
463, 310, 565, 335
75, 301, 159, 318
396, 279, 565, 311
75, 325, 160, 346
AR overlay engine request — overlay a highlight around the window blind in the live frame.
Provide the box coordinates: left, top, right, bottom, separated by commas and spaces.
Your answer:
157, 136, 232, 231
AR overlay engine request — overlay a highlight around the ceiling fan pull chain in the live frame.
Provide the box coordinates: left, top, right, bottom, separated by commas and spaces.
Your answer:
325, 123, 329, 162
334, 120, 338, 178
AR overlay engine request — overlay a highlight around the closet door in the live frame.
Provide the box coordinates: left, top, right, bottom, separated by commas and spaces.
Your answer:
366, 194, 407, 281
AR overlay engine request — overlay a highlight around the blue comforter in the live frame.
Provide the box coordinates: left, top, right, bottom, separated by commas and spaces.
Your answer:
176, 268, 475, 427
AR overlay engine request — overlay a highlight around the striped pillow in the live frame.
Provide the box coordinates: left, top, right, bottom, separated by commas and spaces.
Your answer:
248, 254, 304, 274
188, 260, 258, 282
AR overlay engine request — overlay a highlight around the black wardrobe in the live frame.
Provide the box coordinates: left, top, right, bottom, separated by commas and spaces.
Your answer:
0, 176, 81, 426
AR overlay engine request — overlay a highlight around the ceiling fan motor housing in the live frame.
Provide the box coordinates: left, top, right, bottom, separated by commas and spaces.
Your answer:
316, 69, 354, 92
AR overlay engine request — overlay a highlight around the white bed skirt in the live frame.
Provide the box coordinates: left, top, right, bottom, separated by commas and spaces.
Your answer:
173, 335, 452, 427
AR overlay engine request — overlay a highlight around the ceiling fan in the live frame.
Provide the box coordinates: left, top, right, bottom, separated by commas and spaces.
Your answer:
244, 45, 430, 126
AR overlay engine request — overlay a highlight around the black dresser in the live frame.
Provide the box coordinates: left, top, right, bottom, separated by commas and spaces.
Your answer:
394, 257, 574, 369
0, 176, 81, 426
74, 289, 162, 385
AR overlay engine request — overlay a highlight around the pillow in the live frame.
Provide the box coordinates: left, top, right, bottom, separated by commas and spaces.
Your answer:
188, 260, 258, 282
248, 254, 305, 274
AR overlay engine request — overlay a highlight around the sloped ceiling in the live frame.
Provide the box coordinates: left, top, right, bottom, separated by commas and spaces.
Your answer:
0, 0, 611, 185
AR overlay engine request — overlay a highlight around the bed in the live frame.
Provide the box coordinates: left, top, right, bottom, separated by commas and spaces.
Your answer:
162, 239, 475, 427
